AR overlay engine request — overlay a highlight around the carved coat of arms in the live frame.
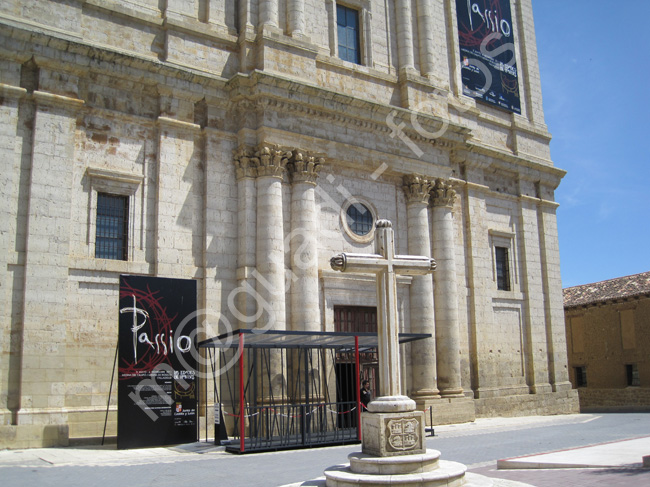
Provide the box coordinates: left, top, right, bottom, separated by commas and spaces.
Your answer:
387, 418, 419, 451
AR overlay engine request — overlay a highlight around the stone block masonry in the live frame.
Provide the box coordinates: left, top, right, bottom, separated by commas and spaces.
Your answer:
0, 0, 576, 448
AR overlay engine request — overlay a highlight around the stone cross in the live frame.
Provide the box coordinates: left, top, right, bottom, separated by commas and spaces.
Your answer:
330, 220, 436, 413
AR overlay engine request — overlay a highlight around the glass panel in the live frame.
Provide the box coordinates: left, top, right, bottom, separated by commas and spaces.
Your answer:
336, 4, 360, 65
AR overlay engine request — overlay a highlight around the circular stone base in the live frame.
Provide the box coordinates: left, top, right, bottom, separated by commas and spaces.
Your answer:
349, 449, 441, 475
324, 458, 467, 487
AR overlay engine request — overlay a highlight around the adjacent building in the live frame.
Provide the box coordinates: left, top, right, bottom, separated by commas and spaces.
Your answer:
564, 272, 650, 412
0, 0, 577, 448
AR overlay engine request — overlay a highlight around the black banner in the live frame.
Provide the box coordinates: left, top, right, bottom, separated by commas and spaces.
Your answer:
456, 0, 521, 114
117, 275, 198, 449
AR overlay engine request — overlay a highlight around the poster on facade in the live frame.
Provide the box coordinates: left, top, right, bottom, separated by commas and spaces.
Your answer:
456, 0, 521, 114
117, 275, 198, 449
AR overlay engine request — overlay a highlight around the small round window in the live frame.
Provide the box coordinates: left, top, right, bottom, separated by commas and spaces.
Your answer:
346, 203, 374, 236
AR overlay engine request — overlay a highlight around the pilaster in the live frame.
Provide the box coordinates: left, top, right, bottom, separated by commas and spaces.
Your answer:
17, 89, 83, 430
233, 147, 259, 327
154, 115, 202, 277
519, 195, 552, 394
0, 83, 27, 426
538, 201, 573, 392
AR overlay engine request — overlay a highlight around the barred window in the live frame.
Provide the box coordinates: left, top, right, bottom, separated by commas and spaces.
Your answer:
575, 366, 587, 387
95, 193, 128, 260
346, 203, 373, 236
495, 246, 511, 291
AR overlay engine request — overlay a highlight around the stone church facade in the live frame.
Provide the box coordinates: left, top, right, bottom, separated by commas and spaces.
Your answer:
0, 0, 577, 448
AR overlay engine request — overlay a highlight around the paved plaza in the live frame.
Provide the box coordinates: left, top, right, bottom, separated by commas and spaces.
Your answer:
1, 413, 649, 486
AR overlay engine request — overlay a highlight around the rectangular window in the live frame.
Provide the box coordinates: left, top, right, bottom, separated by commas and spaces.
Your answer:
626, 364, 640, 387
95, 193, 128, 260
495, 246, 510, 291
337, 4, 361, 64
575, 366, 587, 387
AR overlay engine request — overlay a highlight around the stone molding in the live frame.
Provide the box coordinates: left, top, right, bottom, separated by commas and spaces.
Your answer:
287, 150, 324, 185
402, 174, 433, 205
431, 179, 456, 208
33, 90, 85, 111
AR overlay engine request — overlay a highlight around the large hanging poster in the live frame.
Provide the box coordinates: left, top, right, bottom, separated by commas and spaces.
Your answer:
456, 0, 521, 114
117, 275, 198, 449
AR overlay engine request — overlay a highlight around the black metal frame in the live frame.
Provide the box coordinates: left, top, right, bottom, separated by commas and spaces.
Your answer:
199, 329, 430, 454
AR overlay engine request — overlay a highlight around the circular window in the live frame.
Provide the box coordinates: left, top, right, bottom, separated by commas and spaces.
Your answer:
346, 202, 374, 236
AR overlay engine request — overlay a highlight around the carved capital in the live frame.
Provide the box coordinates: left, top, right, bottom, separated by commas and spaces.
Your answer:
255, 144, 291, 179
288, 150, 324, 185
233, 146, 258, 180
431, 179, 457, 208
403, 175, 433, 205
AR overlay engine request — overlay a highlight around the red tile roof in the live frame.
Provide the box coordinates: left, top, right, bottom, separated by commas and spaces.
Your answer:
563, 271, 650, 308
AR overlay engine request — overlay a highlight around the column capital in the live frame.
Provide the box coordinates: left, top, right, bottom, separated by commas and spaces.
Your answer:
431, 179, 457, 208
403, 174, 433, 205
234, 146, 257, 180
288, 150, 324, 185
234, 144, 293, 180
255, 144, 291, 179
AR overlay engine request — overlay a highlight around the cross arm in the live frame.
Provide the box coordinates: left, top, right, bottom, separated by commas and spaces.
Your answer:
330, 253, 387, 273
393, 255, 437, 275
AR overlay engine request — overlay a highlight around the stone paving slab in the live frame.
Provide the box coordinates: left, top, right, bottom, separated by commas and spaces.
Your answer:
497, 435, 650, 469
471, 464, 650, 487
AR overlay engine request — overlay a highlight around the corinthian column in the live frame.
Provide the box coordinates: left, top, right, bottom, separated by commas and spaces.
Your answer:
403, 175, 439, 401
288, 151, 323, 334
255, 145, 290, 333
255, 145, 291, 401
288, 151, 323, 402
431, 179, 463, 397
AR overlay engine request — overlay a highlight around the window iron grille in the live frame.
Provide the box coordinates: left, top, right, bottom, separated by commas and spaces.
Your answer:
95, 193, 128, 260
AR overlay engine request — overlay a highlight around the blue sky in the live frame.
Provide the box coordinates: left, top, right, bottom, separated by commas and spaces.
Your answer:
532, 1, 650, 288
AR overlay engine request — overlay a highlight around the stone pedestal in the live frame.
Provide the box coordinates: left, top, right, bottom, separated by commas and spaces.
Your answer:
361, 410, 426, 457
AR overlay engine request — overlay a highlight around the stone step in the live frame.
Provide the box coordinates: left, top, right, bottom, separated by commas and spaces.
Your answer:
324, 459, 468, 487
349, 449, 441, 475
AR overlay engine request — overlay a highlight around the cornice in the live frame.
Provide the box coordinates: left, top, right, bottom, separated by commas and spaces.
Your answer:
227, 71, 469, 150
156, 116, 201, 133
0, 83, 27, 100
33, 90, 85, 110
452, 144, 566, 186
0, 16, 229, 91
